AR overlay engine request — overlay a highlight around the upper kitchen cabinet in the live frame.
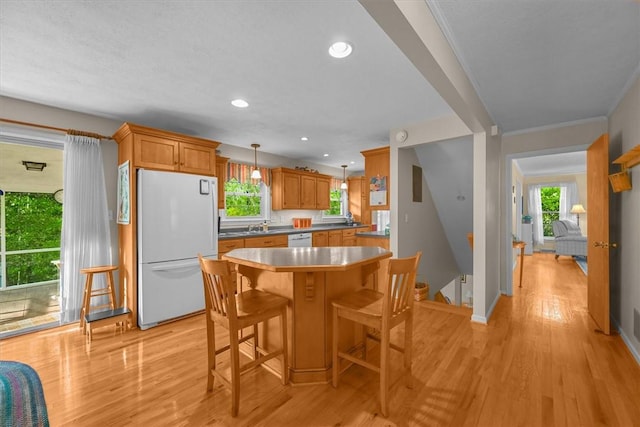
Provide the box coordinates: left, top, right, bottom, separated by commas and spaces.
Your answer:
215, 155, 228, 209
361, 146, 390, 211
315, 176, 330, 210
113, 122, 220, 176
271, 167, 331, 210
347, 176, 370, 224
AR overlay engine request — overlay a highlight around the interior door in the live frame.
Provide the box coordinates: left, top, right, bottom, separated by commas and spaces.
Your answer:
586, 134, 610, 335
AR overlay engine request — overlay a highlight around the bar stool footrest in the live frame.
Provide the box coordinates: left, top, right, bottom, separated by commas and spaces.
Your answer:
85, 307, 131, 324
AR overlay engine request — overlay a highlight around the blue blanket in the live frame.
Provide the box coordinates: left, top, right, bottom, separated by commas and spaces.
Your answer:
0, 361, 50, 427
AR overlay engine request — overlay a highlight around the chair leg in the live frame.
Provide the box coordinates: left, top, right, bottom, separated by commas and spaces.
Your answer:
80, 274, 93, 334
379, 329, 390, 417
206, 321, 216, 392
332, 307, 339, 388
404, 316, 413, 389
253, 324, 259, 360
280, 307, 289, 385
230, 330, 241, 417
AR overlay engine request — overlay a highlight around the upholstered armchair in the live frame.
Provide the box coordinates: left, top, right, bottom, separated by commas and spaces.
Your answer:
552, 220, 587, 259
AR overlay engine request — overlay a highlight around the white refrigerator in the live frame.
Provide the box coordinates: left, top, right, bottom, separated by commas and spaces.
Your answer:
137, 169, 218, 330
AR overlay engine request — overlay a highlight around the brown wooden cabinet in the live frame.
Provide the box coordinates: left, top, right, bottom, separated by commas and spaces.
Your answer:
300, 174, 317, 209
328, 230, 342, 246
123, 124, 220, 176
113, 122, 221, 328
315, 176, 331, 210
271, 167, 331, 210
347, 176, 371, 225
357, 235, 390, 250
218, 238, 244, 259
244, 235, 288, 248
361, 146, 390, 211
215, 155, 228, 209
342, 228, 358, 246
312, 231, 328, 247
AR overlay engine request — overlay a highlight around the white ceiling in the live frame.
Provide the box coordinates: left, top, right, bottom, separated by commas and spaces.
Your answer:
0, 1, 638, 174
514, 151, 587, 177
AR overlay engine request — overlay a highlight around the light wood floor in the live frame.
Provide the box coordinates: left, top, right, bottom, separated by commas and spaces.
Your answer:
2, 253, 639, 426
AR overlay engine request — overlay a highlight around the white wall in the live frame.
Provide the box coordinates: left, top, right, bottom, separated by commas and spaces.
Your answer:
396, 145, 459, 298
608, 74, 640, 361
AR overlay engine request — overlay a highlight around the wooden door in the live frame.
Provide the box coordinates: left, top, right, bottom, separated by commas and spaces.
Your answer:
313, 231, 328, 247
215, 156, 228, 209
282, 172, 301, 209
133, 134, 179, 171
328, 230, 342, 246
179, 142, 216, 175
300, 175, 316, 209
587, 134, 610, 335
315, 177, 330, 210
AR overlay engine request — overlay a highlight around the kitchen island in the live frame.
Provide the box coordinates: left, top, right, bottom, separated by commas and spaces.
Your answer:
222, 246, 391, 384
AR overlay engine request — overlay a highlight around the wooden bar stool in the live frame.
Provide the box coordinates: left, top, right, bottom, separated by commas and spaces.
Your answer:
199, 255, 289, 417
80, 265, 131, 342
332, 252, 421, 417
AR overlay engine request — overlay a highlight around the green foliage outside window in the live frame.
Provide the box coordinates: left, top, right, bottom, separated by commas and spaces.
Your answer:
4, 192, 62, 286
224, 178, 262, 217
540, 187, 560, 237
325, 189, 343, 216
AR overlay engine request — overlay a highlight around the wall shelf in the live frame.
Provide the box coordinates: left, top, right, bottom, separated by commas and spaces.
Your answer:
609, 144, 639, 193
613, 144, 640, 169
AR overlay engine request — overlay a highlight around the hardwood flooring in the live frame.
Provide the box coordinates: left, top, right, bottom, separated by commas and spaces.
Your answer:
1, 253, 639, 426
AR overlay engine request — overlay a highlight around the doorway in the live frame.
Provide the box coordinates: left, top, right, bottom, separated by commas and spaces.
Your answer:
0, 139, 64, 337
505, 147, 588, 296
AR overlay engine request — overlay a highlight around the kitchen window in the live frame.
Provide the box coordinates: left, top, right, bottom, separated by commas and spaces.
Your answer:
221, 162, 270, 221
324, 177, 347, 218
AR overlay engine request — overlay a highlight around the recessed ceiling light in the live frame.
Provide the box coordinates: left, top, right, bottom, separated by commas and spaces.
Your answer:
301, 137, 308, 141
323, 153, 329, 157
329, 41, 352, 59
350, 161, 355, 165
231, 99, 249, 108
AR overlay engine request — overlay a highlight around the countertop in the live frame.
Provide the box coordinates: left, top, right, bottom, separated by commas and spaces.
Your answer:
355, 230, 390, 238
222, 246, 391, 272
218, 223, 379, 240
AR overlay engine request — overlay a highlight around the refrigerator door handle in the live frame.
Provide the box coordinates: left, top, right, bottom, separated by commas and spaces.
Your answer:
150, 260, 200, 272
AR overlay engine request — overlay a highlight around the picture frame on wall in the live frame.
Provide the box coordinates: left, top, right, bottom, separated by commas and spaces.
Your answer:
117, 160, 130, 224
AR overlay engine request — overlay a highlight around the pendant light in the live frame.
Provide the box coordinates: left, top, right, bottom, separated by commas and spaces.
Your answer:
340, 165, 348, 190
251, 143, 261, 180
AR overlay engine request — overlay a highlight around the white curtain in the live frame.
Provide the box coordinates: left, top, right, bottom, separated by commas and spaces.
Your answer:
559, 182, 578, 221
60, 134, 112, 323
528, 185, 544, 245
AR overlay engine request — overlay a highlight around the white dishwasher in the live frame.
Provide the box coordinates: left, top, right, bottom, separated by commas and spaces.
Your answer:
288, 233, 312, 247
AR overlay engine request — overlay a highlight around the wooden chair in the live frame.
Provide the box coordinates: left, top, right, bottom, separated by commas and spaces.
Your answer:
331, 251, 422, 417
199, 255, 289, 417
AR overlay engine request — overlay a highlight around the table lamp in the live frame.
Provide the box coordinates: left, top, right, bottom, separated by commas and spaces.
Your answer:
570, 204, 586, 226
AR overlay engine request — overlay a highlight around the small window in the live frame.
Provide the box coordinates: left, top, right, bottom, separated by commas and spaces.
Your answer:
540, 186, 560, 237
324, 178, 347, 217
221, 162, 270, 221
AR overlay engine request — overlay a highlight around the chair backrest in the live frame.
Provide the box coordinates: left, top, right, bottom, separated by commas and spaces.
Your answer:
381, 252, 422, 323
552, 220, 581, 237
199, 255, 238, 324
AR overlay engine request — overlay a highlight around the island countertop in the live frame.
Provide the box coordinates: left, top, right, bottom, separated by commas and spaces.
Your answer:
222, 246, 391, 272
221, 245, 391, 384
